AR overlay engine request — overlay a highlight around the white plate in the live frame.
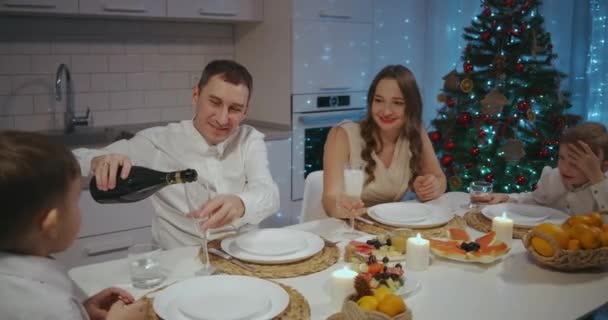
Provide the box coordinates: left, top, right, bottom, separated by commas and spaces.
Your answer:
368, 203, 430, 223
234, 229, 308, 256
153, 275, 288, 320
481, 203, 569, 227
221, 230, 325, 264
368, 202, 454, 228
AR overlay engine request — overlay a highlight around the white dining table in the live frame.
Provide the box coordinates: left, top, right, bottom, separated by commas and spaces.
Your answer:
69, 192, 608, 319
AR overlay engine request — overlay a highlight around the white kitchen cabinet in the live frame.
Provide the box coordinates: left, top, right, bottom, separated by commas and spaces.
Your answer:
293, 0, 372, 22
79, 0, 166, 18
167, 0, 262, 22
53, 226, 153, 268
292, 20, 372, 94
78, 188, 154, 238
261, 138, 294, 227
0, 0, 78, 14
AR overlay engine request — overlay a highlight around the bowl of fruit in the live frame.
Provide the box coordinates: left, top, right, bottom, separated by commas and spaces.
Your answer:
327, 275, 413, 320
344, 233, 407, 264
522, 211, 608, 271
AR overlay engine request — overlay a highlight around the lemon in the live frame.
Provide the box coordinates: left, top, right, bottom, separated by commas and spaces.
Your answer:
531, 237, 554, 257
374, 286, 393, 301
377, 294, 406, 317
357, 295, 378, 311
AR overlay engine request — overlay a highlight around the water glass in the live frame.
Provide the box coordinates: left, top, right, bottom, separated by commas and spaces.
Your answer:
469, 181, 493, 208
128, 244, 166, 289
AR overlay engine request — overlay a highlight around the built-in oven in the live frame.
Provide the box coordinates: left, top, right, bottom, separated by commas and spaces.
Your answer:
291, 92, 367, 200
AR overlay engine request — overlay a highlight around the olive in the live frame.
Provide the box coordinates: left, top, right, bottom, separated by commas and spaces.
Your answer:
382, 256, 390, 264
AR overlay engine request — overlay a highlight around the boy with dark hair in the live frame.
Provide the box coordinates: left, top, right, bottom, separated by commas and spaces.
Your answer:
0, 131, 146, 320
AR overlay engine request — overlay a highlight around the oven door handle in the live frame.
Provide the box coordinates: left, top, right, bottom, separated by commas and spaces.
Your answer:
298, 111, 364, 126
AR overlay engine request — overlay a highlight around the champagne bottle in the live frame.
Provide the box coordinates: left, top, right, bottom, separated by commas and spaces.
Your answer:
90, 166, 198, 203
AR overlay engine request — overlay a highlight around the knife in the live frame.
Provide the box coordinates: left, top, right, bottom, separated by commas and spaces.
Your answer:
208, 248, 257, 272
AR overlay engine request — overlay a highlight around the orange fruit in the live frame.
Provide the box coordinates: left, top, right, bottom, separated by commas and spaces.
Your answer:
531, 223, 569, 249
531, 237, 555, 257
377, 294, 406, 317
573, 225, 602, 250
374, 286, 392, 302
564, 215, 594, 228
357, 295, 379, 311
603, 224, 608, 233
567, 239, 581, 251
600, 232, 608, 248
588, 212, 603, 227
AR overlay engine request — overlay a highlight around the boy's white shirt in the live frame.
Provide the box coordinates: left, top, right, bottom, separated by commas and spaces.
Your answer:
0, 251, 89, 320
73, 121, 279, 249
509, 166, 608, 214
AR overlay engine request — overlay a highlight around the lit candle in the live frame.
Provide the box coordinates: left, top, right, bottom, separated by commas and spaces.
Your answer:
329, 266, 357, 310
492, 212, 513, 245
406, 233, 430, 271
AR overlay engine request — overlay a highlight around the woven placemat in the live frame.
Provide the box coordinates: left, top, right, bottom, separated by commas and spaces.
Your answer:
202, 239, 339, 278
143, 282, 310, 320
354, 214, 466, 238
464, 210, 528, 239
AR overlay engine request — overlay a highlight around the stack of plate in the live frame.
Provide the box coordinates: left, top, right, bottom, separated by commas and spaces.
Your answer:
153, 275, 289, 320
481, 203, 569, 228
367, 202, 454, 228
220, 229, 325, 264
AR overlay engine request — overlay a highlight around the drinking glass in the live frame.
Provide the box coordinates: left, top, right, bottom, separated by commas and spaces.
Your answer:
184, 181, 216, 276
339, 163, 365, 239
469, 181, 493, 209
128, 244, 166, 289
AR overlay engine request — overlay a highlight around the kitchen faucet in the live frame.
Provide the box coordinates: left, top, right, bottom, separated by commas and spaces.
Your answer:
55, 63, 89, 133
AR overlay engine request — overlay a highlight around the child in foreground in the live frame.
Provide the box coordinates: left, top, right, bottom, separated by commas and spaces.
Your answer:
0, 131, 146, 320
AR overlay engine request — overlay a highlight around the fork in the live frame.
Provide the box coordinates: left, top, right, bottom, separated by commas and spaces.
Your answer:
208, 248, 257, 272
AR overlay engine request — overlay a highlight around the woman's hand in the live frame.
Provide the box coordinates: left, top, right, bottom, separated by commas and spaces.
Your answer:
413, 174, 443, 201
337, 195, 365, 219
90, 154, 132, 191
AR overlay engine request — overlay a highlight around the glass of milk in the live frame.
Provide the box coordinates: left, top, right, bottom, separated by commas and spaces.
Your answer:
341, 163, 365, 239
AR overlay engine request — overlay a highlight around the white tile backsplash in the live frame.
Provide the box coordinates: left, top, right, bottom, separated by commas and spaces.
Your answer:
0, 16, 235, 131
90, 73, 127, 92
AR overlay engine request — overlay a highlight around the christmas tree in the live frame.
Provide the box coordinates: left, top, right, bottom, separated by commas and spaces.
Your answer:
429, 0, 579, 194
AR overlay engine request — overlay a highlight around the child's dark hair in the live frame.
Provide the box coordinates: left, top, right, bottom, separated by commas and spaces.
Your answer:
0, 131, 80, 248
560, 122, 608, 159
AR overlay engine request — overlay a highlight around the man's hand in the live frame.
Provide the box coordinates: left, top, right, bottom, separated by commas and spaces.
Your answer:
566, 141, 605, 184
187, 194, 245, 230
413, 174, 443, 201
84, 287, 135, 320
488, 193, 510, 204
90, 154, 132, 190
106, 299, 147, 320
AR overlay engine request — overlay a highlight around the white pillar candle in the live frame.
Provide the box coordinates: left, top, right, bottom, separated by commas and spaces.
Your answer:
492, 212, 514, 245
329, 266, 358, 310
406, 233, 430, 271
344, 168, 364, 197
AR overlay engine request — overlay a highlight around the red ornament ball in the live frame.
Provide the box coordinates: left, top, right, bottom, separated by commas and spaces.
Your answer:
504, 0, 514, 6
457, 112, 472, 125
517, 100, 529, 111
478, 129, 486, 138
465, 162, 473, 169
444, 140, 455, 151
471, 146, 480, 157
516, 175, 526, 185
515, 63, 525, 72
485, 173, 495, 183
441, 155, 453, 167
481, 31, 491, 41
429, 131, 442, 143
447, 98, 456, 108
483, 7, 492, 16
539, 148, 550, 157
464, 62, 473, 73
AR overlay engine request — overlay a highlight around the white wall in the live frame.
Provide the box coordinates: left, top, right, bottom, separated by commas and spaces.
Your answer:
0, 16, 235, 131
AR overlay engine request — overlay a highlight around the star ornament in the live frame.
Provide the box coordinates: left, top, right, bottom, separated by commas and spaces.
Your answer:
481, 88, 510, 115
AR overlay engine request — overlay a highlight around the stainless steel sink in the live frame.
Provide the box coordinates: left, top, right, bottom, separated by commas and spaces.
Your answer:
43, 127, 134, 148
